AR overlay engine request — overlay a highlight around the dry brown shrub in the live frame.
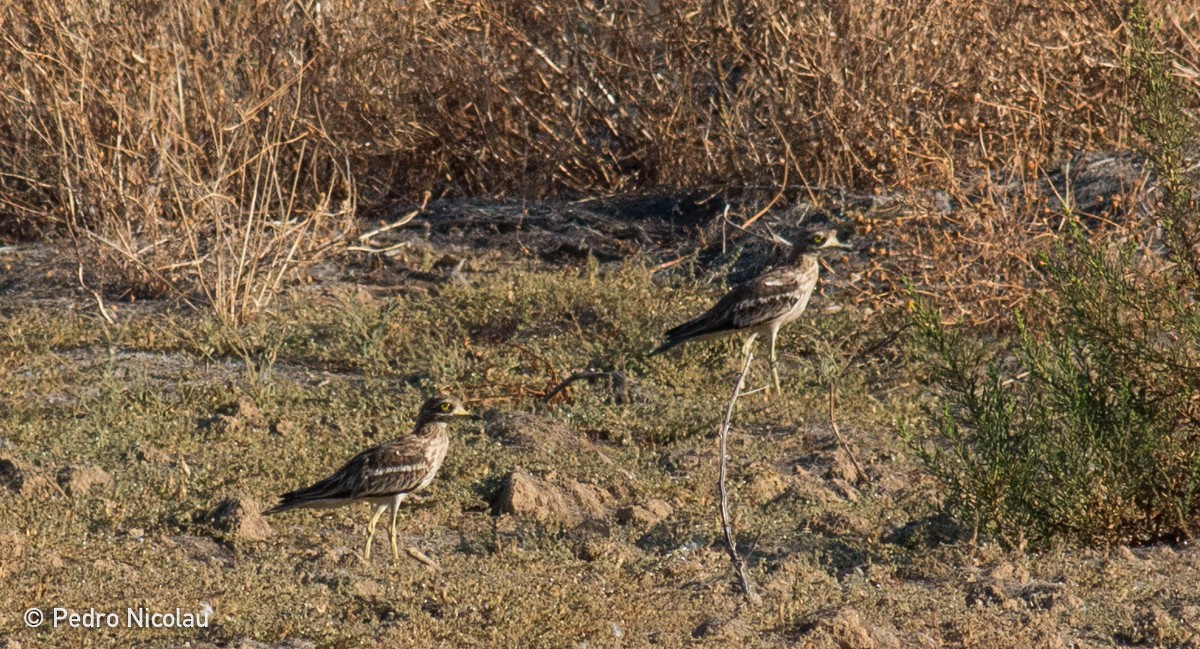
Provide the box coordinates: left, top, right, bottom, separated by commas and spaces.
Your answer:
317, 0, 1133, 197
0, 0, 354, 324
1, 0, 1196, 321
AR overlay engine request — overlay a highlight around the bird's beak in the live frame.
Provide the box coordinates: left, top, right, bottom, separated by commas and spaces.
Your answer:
452, 404, 478, 419
823, 233, 853, 250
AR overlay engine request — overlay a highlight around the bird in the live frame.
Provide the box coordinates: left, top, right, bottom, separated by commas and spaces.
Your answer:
650, 225, 851, 392
265, 395, 474, 561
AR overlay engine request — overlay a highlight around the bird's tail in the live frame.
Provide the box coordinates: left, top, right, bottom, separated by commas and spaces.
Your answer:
263, 493, 303, 516
263, 475, 344, 515
648, 337, 684, 357
650, 313, 726, 357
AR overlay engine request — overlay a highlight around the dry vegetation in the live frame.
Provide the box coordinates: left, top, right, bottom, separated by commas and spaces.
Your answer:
3, 0, 1197, 320
4, 0, 1200, 646
4, 256, 1200, 648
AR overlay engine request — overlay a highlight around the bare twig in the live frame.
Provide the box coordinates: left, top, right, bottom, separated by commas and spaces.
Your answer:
828, 382, 865, 481
75, 258, 115, 326
740, 156, 789, 229
716, 346, 762, 606
541, 370, 622, 403
357, 192, 430, 243
405, 546, 440, 571
652, 254, 691, 274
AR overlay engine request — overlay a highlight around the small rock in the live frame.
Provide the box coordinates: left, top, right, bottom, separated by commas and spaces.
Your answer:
0, 531, 25, 558
493, 469, 610, 526
575, 539, 613, 562
211, 397, 268, 435
798, 606, 886, 649
208, 496, 272, 541
965, 580, 1009, 608
987, 561, 1030, 584
828, 448, 860, 484
0, 458, 54, 497
810, 511, 873, 538
745, 463, 789, 504
830, 607, 874, 649
615, 499, 673, 527
659, 449, 712, 475
829, 478, 860, 502
135, 445, 172, 465
791, 465, 835, 504
351, 579, 384, 599
693, 616, 750, 641
56, 465, 112, 496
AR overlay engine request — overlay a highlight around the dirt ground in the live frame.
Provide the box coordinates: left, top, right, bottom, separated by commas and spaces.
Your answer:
1, 201, 1197, 648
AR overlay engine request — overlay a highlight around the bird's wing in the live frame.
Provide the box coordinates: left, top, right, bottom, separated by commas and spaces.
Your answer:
345, 436, 438, 498
272, 437, 436, 507
725, 270, 809, 328
666, 268, 804, 340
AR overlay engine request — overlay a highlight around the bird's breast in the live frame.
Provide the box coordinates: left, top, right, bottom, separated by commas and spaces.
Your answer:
778, 261, 820, 324
415, 433, 450, 491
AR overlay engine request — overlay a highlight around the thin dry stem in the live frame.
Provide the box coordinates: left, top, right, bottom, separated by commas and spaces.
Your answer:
717, 344, 762, 606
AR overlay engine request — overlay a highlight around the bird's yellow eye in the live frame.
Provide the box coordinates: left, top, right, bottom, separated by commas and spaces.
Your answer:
439, 402, 452, 412
812, 234, 825, 245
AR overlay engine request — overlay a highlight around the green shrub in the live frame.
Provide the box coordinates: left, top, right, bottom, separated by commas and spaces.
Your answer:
905, 6, 1200, 547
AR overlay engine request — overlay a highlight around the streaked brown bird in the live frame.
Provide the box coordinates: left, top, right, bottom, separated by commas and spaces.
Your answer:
265, 395, 474, 561
650, 226, 851, 392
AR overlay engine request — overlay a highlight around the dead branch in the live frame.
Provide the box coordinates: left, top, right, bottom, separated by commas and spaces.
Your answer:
541, 370, 624, 403
716, 345, 762, 606
828, 382, 865, 481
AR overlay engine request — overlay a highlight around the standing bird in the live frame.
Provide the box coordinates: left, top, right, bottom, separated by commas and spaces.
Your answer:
265, 395, 474, 561
650, 226, 851, 392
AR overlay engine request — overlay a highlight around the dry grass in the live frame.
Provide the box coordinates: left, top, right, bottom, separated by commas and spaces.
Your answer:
1, 1, 1198, 322
3, 255, 1200, 647
1, 0, 355, 323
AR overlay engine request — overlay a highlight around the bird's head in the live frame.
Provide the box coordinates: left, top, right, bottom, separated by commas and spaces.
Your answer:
416, 395, 475, 424
787, 226, 852, 258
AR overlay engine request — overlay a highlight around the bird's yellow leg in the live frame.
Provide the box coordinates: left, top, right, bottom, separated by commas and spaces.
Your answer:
740, 333, 768, 396
365, 505, 387, 560
389, 495, 405, 561
769, 328, 782, 394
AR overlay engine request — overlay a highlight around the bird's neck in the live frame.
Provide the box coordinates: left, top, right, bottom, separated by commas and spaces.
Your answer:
788, 252, 820, 271
411, 420, 449, 438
